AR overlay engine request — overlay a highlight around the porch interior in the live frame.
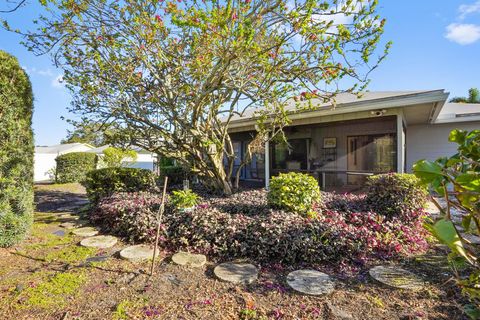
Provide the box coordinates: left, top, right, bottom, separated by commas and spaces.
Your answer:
230, 115, 401, 191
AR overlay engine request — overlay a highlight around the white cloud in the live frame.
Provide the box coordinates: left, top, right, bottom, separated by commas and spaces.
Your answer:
445, 23, 480, 45
459, 0, 480, 19
51, 74, 64, 88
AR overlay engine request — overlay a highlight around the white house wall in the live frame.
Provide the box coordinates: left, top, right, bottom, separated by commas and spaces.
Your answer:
34, 153, 58, 182
125, 153, 155, 170
406, 122, 480, 172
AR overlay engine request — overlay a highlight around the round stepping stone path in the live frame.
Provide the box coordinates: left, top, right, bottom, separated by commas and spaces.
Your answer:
171, 251, 206, 267
286, 269, 335, 295
72, 227, 98, 237
80, 235, 117, 249
120, 245, 154, 262
369, 265, 424, 290
214, 262, 258, 284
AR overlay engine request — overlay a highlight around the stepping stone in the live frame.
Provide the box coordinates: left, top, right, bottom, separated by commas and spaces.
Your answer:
461, 233, 480, 245
369, 265, 424, 291
72, 227, 99, 237
80, 235, 118, 249
286, 269, 335, 295
214, 262, 258, 284
171, 251, 206, 267
52, 230, 66, 237
120, 245, 154, 262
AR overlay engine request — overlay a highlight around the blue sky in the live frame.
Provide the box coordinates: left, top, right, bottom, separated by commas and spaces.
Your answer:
0, 0, 479, 146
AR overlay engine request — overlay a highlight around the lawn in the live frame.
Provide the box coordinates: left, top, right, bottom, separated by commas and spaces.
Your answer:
0, 183, 465, 319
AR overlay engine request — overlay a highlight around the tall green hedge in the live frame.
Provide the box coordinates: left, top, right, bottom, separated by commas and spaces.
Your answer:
0, 50, 34, 247
55, 152, 97, 183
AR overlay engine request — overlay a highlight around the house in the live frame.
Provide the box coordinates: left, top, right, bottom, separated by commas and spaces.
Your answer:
34, 143, 94, 182
228, 90, 480, 189
86, 145, 157, 170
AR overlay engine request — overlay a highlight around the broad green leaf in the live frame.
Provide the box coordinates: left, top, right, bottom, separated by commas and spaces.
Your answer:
429, 219, 469, 260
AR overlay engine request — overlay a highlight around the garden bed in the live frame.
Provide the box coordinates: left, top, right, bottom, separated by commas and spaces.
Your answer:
91, 188, 430, 271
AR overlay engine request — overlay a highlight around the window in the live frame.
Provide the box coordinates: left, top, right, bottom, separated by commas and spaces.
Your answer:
272, 139, 308, 170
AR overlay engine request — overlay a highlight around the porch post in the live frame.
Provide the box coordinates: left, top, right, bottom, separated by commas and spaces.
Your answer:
396, 114, 405, 173
264, 140, 270, 190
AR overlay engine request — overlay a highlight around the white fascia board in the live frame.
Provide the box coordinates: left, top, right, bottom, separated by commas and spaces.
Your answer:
229, 90, 449, 130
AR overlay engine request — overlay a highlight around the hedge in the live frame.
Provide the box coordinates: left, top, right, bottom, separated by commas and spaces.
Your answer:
55, 152, 97, 184
0, 50, 34, 247
83, 167, 158, 203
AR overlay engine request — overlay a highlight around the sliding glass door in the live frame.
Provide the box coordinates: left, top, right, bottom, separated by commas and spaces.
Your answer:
347, 134, 396, 185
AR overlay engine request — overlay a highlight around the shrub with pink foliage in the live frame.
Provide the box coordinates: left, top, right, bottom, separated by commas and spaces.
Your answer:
91, 189, 429, 266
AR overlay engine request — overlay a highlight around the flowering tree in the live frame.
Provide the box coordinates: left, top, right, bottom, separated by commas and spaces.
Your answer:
20, 0, 390, 194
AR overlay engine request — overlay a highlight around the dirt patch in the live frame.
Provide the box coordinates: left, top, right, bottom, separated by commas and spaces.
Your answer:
0, 184, 467, 319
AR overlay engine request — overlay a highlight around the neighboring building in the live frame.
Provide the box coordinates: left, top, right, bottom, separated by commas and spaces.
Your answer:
34, 143, 157, 183
86, 145, 156, 170
228, 90, 480, 189
34, 143, 94, 182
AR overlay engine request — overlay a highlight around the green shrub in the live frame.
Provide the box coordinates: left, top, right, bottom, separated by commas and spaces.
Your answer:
160, 165, 189, 185
365, 173, 428, 219
267, 172, 320, 215
170, 189, 199, 209
83, 167, 157, 203
0, 50, 34, 247
55, 152, 97, 183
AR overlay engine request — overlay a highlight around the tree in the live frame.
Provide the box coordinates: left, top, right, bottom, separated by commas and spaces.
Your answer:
0, 50, 34, 247
61, 120, 114, 146
101, 147, 138, 168
449, 87, 480, 103
22, 0, 390, 194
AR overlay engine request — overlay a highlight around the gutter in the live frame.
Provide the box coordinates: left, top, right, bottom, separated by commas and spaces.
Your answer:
229, 90, 449, 130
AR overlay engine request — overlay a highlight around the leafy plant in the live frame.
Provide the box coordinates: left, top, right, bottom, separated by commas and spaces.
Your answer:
55, 152, 97, 183
0, 50, 34, 247
267, 172, 320, 216
365, 173, 428, 219
83, 167, 157, 203
413, 129, 480, 314
92, 189, 428, 265
101, 146, 137, 168
170, 189, 199, 209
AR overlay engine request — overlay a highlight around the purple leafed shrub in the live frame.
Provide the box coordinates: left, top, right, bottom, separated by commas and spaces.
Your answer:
91, 189, 429, 265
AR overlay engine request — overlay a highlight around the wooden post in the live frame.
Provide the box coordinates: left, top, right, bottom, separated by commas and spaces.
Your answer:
150, 176, 168, 277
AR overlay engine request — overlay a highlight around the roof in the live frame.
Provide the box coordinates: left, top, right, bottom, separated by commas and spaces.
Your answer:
435, 102, 480, 123
86, 145, 152, 154
229, 89, 449, 129
35, 143, 94, 154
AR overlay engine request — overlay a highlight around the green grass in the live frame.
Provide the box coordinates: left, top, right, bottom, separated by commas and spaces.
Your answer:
44, 245, 97, 264
18, 271, 87, 309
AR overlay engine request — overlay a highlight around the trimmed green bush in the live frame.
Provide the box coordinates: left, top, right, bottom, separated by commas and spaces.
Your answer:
365, 173, 428, 219
83, 167, 157, 203
267, 172, 321, 216
0, 50, 34, 247
55, 152, 97, 183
